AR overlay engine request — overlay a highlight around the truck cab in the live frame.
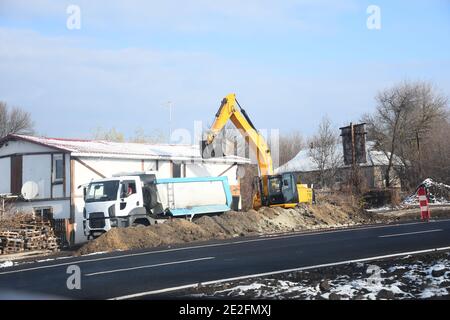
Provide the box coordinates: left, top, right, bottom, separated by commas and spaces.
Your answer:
83, 176, 151, 239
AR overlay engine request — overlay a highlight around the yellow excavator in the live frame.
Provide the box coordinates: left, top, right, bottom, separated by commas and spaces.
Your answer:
201, 93, 313, 210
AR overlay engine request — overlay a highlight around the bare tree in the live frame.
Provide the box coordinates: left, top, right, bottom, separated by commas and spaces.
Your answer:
92, 127, 125, 142
363, 81, 447, 188
0, 101, 34, 138
421, 116, 450, 185
308, 116, 342, 188
93, 126, 171, 144
130, 127, 167, 144
278, 131, 304, 167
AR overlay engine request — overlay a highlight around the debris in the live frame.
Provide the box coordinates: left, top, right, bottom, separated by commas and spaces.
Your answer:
328, 292, 342, 300
319, 280, 331, 292
376, 289, 395, 300
403, 178, 450, 205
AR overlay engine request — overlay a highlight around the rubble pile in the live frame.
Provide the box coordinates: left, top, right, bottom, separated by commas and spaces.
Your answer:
403, 178, 450, 205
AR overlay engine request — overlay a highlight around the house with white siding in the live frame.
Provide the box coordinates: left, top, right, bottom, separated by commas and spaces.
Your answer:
0, 134, 249, 244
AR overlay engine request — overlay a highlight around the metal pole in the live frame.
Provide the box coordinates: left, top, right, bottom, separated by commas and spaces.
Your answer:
351, 122, 356, 192
169, 101, 172, 141
351, 122, 355, 168
166, 101, 173, 143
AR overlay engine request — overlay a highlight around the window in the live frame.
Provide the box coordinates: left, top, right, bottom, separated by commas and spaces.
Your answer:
34, 207, 53, 221
172, 162, 182, 178
53, 154, 64, 183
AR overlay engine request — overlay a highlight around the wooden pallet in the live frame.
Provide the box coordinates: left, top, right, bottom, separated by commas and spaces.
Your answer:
1, 219, 61, 255
0, 231, 20, 238
21, 230, 42, 237
2, 247, 23, 254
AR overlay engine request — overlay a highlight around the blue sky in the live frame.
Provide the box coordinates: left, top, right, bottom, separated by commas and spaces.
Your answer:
0, 0, 449, 140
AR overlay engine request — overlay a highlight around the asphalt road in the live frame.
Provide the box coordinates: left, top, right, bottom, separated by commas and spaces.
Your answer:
1, 219, 450, 299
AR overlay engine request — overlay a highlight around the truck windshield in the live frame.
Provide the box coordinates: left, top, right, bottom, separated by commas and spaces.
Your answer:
85, 181, 119, 203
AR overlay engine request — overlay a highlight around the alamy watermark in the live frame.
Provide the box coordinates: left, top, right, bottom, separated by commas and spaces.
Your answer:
66, 4, 81, 30
66, 265, 81, 290
367, 5, 381, 30
170, 120, 281, 170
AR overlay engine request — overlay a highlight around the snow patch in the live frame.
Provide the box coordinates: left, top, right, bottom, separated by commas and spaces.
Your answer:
0, 261, 14, 268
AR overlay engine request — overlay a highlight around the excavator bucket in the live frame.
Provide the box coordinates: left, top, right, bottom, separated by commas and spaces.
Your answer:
200, 138, 235, 159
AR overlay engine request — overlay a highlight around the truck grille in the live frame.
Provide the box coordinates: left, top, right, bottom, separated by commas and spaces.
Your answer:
89, 212, 105, 229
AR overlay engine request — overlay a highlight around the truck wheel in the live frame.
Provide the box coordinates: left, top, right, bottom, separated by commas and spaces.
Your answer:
132, 218, 150, 227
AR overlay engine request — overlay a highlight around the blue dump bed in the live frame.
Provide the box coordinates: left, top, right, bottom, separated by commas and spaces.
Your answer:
154, 176, 233, 217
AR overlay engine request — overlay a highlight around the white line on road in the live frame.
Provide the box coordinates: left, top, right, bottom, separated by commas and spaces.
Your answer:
110, 245, 450, 300
85, 257, 215, 277
1, 218, 449, 275
379, 229, 443, 238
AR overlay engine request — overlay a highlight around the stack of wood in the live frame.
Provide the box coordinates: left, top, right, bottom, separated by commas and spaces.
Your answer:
0, 231, 23, 255
0, 216, 60, 255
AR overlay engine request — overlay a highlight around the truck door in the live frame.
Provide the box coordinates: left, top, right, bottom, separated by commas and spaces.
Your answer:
118, 179, 142, 217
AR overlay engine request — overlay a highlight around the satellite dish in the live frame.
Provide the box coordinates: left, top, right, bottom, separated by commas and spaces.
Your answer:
21, 181, 39, 200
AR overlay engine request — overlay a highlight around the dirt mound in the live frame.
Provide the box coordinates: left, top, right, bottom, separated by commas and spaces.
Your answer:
77, 200, 381, 256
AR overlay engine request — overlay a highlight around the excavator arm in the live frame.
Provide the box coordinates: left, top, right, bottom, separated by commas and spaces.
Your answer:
203, 93, 274, 177
202, 93, 313, 209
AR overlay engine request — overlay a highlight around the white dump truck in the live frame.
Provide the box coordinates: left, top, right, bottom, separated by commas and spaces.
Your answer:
82, 173, 232, 239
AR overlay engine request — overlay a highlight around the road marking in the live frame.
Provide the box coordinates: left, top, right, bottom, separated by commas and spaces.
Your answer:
1, 218, 450, 275
110, 245, 450, 300
379, 229, 443, 238
85, 257, 215, 277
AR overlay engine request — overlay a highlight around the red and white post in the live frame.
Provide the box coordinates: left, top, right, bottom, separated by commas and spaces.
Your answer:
418, 186, 430, 222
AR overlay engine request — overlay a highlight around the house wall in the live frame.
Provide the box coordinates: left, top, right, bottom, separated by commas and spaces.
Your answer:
0, 157, 10, 194
14, 200, 71, 221
0, 141, 72, 245
0, 140, 55, 156
22, 154, 52, 199
0, 140, 70, 200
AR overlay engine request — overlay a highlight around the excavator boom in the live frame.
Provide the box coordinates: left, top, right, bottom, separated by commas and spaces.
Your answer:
204, 93, 273, 176
202, 93, 313, 209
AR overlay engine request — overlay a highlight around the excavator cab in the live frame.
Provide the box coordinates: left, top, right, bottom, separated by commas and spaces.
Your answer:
253, 173, 299, 208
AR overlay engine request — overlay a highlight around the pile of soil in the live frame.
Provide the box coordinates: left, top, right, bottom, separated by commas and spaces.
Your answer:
77, 201, 385, 256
